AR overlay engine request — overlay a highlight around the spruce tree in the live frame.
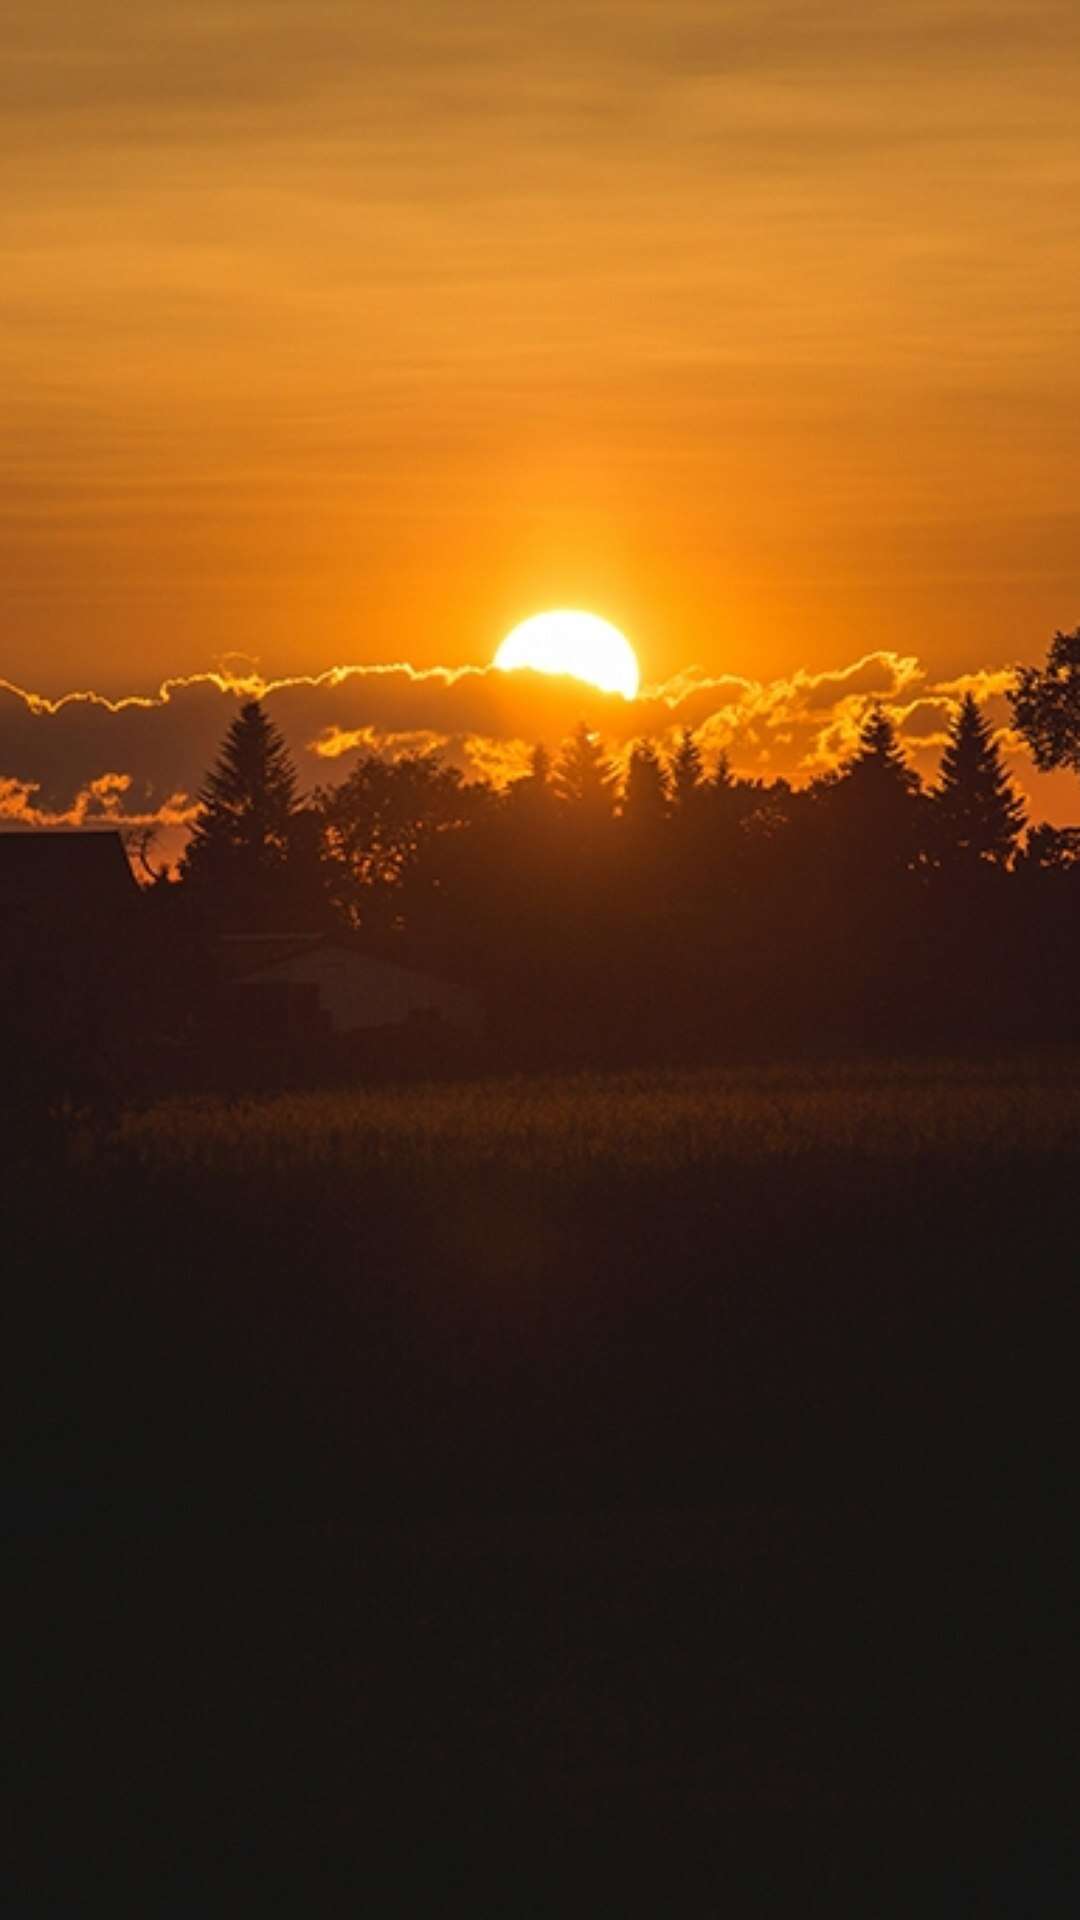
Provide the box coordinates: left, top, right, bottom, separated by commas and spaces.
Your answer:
829, 705, 925, 873
622, 740, 669, 832
181, 699, 300, 904
706, 747, 747, 829
526, 741, 552, 788
849, 706, 920, 792
668, 727, 705, 814
553, 723, 617, 817
506, 742, 553, 814
934, 692, 1025, 867
709, 748, 735, 796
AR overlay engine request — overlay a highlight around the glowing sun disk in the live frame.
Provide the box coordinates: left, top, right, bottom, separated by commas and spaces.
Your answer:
494, 610, 640, 700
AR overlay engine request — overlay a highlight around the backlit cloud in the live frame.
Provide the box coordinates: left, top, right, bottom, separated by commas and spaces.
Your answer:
2, 646, 1076, 856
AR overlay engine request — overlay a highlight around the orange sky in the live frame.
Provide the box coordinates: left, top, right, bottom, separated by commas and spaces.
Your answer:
3, 2, 1080, 798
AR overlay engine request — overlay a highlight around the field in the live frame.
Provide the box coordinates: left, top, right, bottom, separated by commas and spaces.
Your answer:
111, 1053, 1080, 1171
8, 1059, 1077, 1870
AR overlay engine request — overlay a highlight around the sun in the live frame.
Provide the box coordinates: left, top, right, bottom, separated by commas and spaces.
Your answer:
494, 610, 640, 700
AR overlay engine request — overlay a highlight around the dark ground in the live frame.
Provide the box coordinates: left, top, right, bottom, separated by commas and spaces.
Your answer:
5, 1085, 1077, 1897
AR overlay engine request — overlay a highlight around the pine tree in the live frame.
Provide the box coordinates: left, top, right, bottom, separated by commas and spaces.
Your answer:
526, 741, 551, 788
181, 699, 300, 904
933, 692, 1025, 868
706, 747, 747, 829
622, 740, 669, 832
709, 748, 735, 796
828, 705, 925, 873
668, 728, 704, 814
553, 723, 617, 817
849, 706, 920, 792
506, 742, 553, 814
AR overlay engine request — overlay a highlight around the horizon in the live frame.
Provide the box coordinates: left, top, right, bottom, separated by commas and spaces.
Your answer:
3, 635, 1080, 847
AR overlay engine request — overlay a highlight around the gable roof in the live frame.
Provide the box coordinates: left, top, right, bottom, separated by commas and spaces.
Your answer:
221, 932, 477, 999
219, 932, 327, 978
0, 830, 137, 919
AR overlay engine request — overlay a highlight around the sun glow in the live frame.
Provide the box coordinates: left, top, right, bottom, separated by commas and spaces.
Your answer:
494, 611, 640, 700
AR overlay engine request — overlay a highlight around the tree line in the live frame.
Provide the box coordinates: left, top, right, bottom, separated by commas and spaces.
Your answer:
154, 626, 1080, 1061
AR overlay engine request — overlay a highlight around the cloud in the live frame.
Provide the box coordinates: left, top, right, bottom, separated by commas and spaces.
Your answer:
3, 646, 1077, 857
0, 767, 196, 832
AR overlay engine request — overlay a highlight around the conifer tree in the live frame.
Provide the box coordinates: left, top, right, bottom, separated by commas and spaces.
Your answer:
622, 740, 669, 831
828, 705, 925, 873
706, 747, 748, 829
933, 692, 1025, 868
181, 699, 301, 903
710, 748, 735, 795
668, 727, 705, 814
527, 741, 551, 788
848, 706, 920, 792
506, 742, 553, 814
553, 723, 617, 817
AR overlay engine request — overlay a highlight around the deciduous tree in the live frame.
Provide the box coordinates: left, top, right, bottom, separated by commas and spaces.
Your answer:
1009, 627, 1080, 778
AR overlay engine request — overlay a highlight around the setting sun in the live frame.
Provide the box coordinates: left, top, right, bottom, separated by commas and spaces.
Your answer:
494, 611, 640, 701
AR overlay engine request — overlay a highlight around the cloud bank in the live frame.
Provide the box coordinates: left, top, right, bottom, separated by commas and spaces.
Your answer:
2, 649, 1074, 857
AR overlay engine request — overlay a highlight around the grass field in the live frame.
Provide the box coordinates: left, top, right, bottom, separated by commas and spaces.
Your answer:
8, 1058, 1078, 1860
12, 1054, 1079, 1509
112, 1054, 1080, 1174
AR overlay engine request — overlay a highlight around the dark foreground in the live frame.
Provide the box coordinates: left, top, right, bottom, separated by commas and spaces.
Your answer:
6, 1064, 1076, 1890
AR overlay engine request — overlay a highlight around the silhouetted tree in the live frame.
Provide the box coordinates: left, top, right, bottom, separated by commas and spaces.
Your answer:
180, 700, 311, 923
504, 743, 555, 823
121, 824, 168, 887
526, 741, 552, 786
1009, 627, 1080, 777
311, 741, 470, 913
708, 749, 737, 807
622, 740, 669, 832
1019, 822, 1080, 870
154, 634, 1080, 1067
825, 706, 925, 874
668, 728, 705, 815
553, 724, 618, 818
932, 692, 1025, 869
849, 705, 919, 793
309, 748, 490, 952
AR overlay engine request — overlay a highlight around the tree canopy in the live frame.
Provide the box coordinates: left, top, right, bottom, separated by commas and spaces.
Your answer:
167, 674, 1080, 1061
1009, 627, 1080, 777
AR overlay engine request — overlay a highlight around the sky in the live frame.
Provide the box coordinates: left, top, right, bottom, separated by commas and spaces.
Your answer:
3, 0, 1080, 829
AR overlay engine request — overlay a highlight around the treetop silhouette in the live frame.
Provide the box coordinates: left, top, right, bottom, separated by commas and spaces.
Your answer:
1009, 627, 1080, 777
160, 664, 1080, 1063
668, 727, 705, 813
933, 691, 1025, 868
553, 723, 618, 816
623, 740, 670, 832
181, 699, 299, 894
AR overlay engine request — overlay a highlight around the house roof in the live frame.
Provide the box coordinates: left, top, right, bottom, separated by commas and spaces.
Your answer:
221, 932, 476, 1000
0, 830, 137, 919
219, 932, 328, 978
